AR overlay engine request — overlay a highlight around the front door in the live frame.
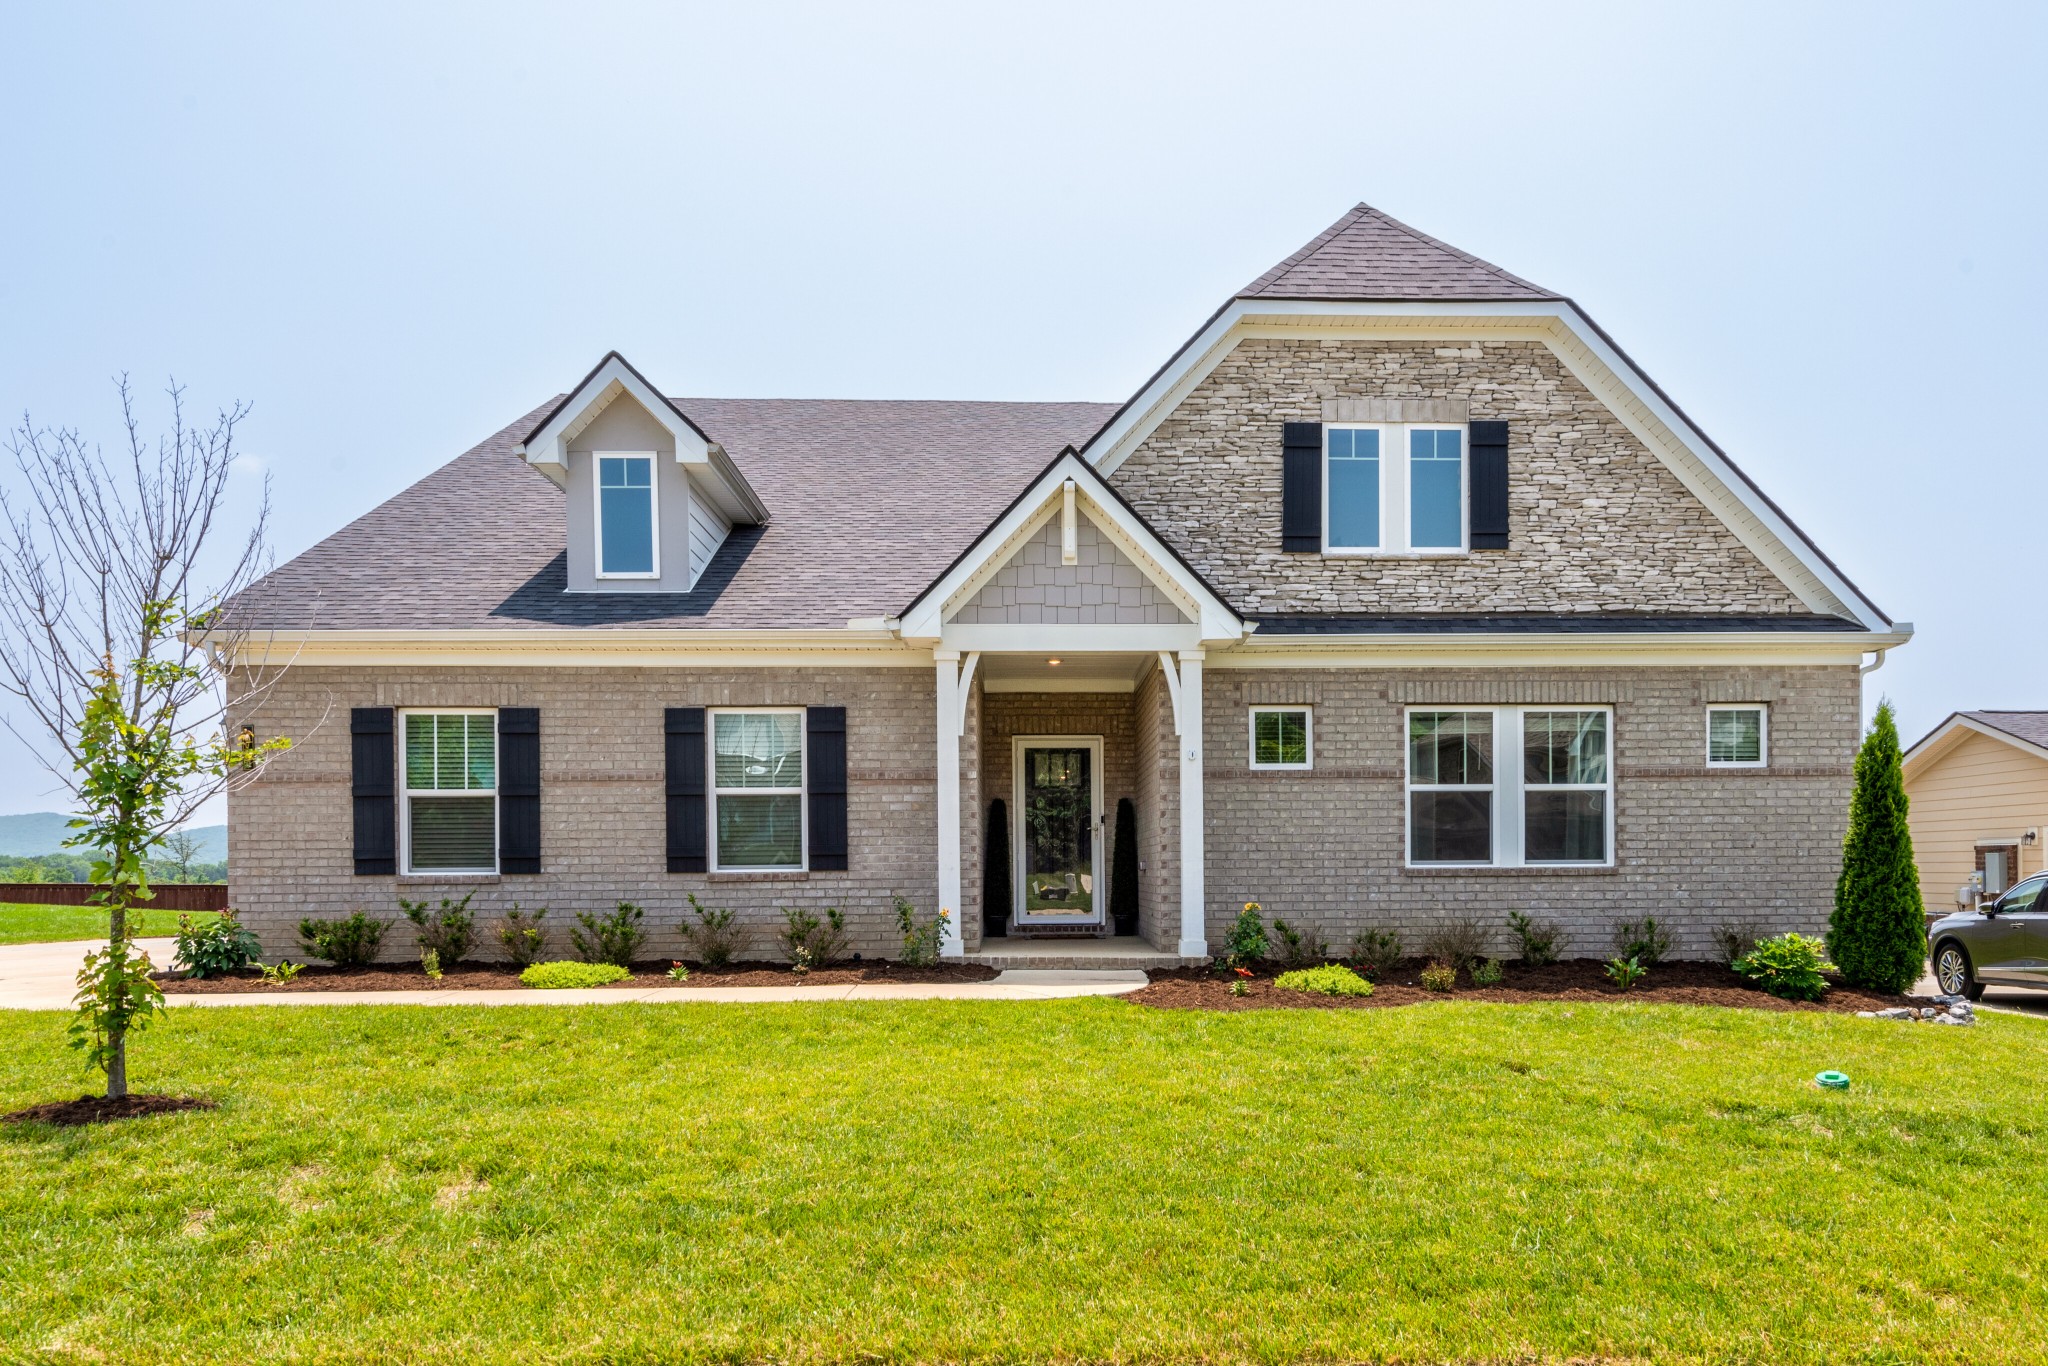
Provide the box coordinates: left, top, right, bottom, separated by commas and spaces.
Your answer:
1014, 737, 1103, 926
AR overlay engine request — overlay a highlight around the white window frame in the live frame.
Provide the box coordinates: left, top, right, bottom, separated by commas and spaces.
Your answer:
1705, 705, 1769, 768
1404, 705, 1615, 869
1323, 423, 1469, 557
709, 706, 808, 873
1248, 706, 1313, 771
398, 707, 499, 877
593, 450, 660, 580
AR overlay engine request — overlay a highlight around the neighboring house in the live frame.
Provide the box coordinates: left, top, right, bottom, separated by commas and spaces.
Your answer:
1903, 712, 2048, 913
222, 203, 1910, 964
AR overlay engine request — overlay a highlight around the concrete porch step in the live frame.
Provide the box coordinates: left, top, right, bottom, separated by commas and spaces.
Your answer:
964, 936, 1204, 972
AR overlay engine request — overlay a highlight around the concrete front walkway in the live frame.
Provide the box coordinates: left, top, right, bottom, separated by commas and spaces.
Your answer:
0, 938, 1146, 1010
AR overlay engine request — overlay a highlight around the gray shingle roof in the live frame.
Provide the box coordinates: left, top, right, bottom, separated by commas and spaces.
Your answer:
1239, 202, 1559, 302
239, 398, 1117, 631
1962, 712, 2048, 751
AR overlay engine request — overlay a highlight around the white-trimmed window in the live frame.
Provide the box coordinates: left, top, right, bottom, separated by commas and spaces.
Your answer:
1706, 706, 1767, 767
1406, 706, 1613, 867
1250, 706, 1312, 770
1325, 424, 1467, 555
711, 708, 806, 871
595, 451, 658, 578
400, 710, 497, 874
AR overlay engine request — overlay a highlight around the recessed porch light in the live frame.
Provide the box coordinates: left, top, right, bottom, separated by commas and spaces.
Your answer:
1046, 658, 1062, 666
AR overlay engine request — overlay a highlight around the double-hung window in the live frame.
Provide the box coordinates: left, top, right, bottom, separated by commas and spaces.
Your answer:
1250, 706, 1312, 770
1407, 706, 1613, 866
401, 710, 498, 874
1706, 706, 1767, 767
1325, 424, 1466, 554
595, 452, 658, 577
711, 709, 806, 870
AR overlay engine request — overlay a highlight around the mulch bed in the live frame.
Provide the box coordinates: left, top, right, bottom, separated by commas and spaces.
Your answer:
4, 1094, 217, 1127
158, 959, 999, 993
1130, 958, 1930, 1014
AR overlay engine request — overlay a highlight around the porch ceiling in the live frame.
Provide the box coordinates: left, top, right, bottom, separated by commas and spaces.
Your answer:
978, 650, 1155, 694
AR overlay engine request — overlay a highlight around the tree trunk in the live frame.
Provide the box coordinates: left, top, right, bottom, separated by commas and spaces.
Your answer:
105, 1024, 128, 1099
104, 835, 132, 1100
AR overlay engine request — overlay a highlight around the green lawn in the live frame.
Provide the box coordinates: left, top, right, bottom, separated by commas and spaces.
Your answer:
2, 999, 2045, 1364
0, 902, 216, 946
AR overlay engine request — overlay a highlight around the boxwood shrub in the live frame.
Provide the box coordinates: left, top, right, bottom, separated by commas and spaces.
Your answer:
1274, 964, 1373, 998
519, 960, 632, 990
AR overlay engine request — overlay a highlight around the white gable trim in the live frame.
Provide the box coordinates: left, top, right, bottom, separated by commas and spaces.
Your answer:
1084, 298, 1893, 633
1905, 714, 2048, 779
899, 450, 1241, 644
516, 353, 768, 526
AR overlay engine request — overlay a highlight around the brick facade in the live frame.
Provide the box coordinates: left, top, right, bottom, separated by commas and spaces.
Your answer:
229, 664, 948, 962
1200, 662, 1860, 959
1107, 338, 1809, 616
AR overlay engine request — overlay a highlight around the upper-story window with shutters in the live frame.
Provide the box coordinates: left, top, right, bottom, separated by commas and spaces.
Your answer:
1322, 424, 1466, 554
595, 452, 658, 578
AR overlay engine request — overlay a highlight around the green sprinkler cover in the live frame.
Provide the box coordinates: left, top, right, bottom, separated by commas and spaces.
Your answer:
1815, 1070, 1850, 1090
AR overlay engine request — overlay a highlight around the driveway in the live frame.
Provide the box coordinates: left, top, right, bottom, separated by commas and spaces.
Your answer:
0, 937, 1145, 1009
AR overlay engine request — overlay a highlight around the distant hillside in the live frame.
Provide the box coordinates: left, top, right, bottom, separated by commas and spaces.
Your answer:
0, 812, 225, 860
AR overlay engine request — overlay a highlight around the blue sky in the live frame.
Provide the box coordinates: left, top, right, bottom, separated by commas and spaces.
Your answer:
1, 1, 2043, 819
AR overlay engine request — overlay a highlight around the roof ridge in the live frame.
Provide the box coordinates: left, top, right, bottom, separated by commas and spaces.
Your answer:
1237, 200, 1559, 301
1346, 202, 1557, 297
1237, 203, 1372, 296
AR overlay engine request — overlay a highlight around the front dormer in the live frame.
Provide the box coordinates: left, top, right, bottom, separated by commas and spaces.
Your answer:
516, 352, 768, 592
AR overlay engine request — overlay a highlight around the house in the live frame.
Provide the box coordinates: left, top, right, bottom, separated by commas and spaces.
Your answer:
1903, 712, 2048, 912
222, 203, 1910, 965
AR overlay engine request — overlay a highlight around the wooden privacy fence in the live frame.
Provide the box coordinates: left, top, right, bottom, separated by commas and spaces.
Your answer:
0, 883, 229, 911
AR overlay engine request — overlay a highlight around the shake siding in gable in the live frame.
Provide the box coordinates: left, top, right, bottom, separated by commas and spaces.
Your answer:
1905, 730, 2048, 906
1108, 338, 1809, 617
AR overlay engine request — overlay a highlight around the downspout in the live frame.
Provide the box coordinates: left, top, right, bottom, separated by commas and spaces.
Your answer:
1859, 647, 1889, 677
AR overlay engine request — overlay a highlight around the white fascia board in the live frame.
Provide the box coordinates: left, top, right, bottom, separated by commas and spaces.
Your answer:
1085, 297, 1893, 633
1904, 714, 2048, 775
518, 356, 712, 470
219, 627, 925, 669
900, 450, 1240, 643
1210, 627, 1912, 670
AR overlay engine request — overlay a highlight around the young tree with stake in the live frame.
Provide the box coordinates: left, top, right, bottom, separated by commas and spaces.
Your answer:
0, 379, 292, 1100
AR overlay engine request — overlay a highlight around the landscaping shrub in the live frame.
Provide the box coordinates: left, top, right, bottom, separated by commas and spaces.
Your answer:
298, 911, 389, 967
1472, 957, 1505, 986
399, 892, 475, 964
1830, 701, 1928, 993
519, 960, 631, 989
895, 895, 948, 966
258, 960, 302, 985
493, 905, 549, 969
1270, 917, 1328, 970
571, 902, 646, 967
1222, 902, 1269, 968
1612, 916, 1671, 967
172, 908, 262, 979
1419, 962, 1456, 993
1733, 932, 1831, 1002
778, 906, 848, 969
1604, 956, 1647, 991
1421, 918, 1487, 972
1713, 918, 1768, 967
420, 948, 442, 980
681, 894, 752, 969
1347, 927, 1402, 980
1274, 964, 1372, 998
1506, 909, 1561, 966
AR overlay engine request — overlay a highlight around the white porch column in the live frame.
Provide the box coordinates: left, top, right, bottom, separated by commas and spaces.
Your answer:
1177, 649, 1206, 958
935, 650, 964, 956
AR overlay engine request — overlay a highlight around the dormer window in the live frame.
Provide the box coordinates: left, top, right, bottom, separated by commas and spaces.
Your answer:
596, 452, 658, 578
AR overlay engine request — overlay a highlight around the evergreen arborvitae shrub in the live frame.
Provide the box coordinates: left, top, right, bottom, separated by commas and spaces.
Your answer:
983, 799, 1011, 938
1110, 797, 1139, 936
1828, 701, 1927, 993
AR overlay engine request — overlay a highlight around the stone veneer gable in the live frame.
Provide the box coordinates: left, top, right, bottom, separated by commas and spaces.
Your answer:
1107, 337, 1809, 616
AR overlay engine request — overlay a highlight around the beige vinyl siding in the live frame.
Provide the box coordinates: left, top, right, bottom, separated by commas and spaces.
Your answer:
1904, 730, 2048, 910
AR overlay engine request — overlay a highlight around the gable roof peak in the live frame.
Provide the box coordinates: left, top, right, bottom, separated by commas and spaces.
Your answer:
1239, 201, 1561, 303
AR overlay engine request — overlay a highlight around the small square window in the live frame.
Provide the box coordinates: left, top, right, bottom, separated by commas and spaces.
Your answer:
1707, 706, 1767, 767
1250, 707, 1312, 770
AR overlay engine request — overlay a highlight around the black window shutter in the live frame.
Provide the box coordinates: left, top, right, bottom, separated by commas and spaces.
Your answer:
1469, 420, 1510, 550
497, 708, 541, 874
350, 707, 396, 876
1281, 421, 1323, 552
665, 708, 707, 873
807, 706, 848, 871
